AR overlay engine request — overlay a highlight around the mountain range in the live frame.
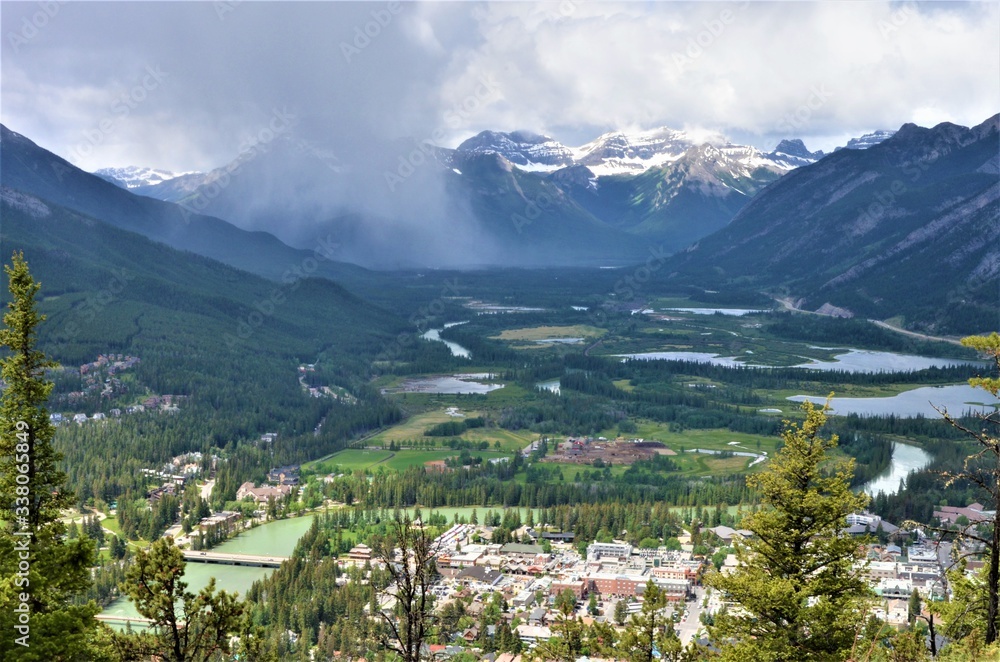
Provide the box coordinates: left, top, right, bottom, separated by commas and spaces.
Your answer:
0, 183, 399, 362
123, 125, 865, 267
451, 127, 814, 176
102, 127, 887, 190
664, 115, 999, 333
2, 116, 995, 334
0, 125, 378, 293
94, 166, 195, 190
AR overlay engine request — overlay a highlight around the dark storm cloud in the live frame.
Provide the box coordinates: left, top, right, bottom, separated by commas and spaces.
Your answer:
1, 1, 489, 170
2, 1, 996, 269
2, 1, 997, 171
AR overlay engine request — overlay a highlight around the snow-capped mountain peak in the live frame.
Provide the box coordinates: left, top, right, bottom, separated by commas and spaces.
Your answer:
767, 139, 825, 169
93, 166, 199, 189
455, 126, 821, 178
772, 139, 821, 159
840, 130, 896, 150
455, 131, 574, 170
571, 126, 718, 176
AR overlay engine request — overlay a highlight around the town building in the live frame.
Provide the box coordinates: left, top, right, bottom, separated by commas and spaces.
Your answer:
586, 541, 633, 561
236, 481, 294, 504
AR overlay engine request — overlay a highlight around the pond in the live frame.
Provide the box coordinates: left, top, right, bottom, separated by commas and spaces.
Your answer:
393, 374, 505, 395
618, 351, 748, 367
464, 301, 545, 313
662, 307, 767, 316
619, 348, 977, 375
793, 349, 975, 373
787, 384, 999, 418
537, 379, 561, 394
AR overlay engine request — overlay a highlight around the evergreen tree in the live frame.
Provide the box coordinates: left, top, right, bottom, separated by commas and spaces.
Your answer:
0, 252, 99, 659
113, 536, 245, 661
933, 333, 1000, 645
614, 599, 629, 626
371, 515, 438, 662
536, 590, 584, 662
869, 629, 931, 662
908, 589, 922, 626
617, 580, 681, 662
704, 400, 871, 661
109, 534, 127, 560
496, 619, 520, 653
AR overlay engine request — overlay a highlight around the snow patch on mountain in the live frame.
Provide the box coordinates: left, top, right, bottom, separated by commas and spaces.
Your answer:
456, 127, 822, 179
768, 139, 826, 169
839, 130, 896, 151
94, 166, 200, 189
456, 130, 574, 169
570, 127, 714, 176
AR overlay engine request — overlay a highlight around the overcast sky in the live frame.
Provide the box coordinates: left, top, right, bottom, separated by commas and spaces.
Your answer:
2, 1, 997, 173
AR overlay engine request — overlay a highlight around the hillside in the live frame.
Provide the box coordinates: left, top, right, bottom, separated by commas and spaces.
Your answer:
0, 186, 401, 370
1, 184, 411, 512
664, 115, 1000, 334
0, 124, 376, 290
552, 145, 784, 251
129, 127, 825, 267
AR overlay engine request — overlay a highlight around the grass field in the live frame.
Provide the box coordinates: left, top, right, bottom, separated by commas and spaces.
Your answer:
369, 409, 476, 442
484, 384, 535, 405
306, 448, 515, 475
379, 450, 510, 472
669, 452, 761, 476
399, 506, 540, 524
602, 423, 781, 456
307, 449, 393, 473
364, 409, 534, 452
537, 448, 762, 480
101, 516, 122, 535
525, 461, 631, 483
462, 427, 534, 451
303, 408, 536, 473
531, 444, 764, 480
493, 325, 607, 341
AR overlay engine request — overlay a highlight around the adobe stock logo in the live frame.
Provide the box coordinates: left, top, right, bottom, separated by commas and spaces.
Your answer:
341, 2, 403, 63
225, 234, 340, 348
69, 65, 168, 163
180, 108, 297, 220
384, 74, 501, 192
6, 0, 65, 53
672, 2, 749, 73
776, 85, 834, 133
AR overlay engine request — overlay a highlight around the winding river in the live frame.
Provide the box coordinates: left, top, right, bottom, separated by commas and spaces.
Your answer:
101, 515, 318, 626
421, 322, 471, 358
861, 442, 933, 496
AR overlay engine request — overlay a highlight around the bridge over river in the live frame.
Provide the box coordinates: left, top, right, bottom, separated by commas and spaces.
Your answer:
181, 550, 288, 568
95, 614, 157, 626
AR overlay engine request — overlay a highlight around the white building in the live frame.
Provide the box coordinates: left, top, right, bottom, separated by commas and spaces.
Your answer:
515, 624, 552, 645
586, 541, 633, 561
907, 546, 938, 564
874, 578, 914, 600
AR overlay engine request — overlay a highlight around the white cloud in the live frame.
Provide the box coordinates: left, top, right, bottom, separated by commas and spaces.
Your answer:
429, 1, 998, 150
1, 1, 996, 169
